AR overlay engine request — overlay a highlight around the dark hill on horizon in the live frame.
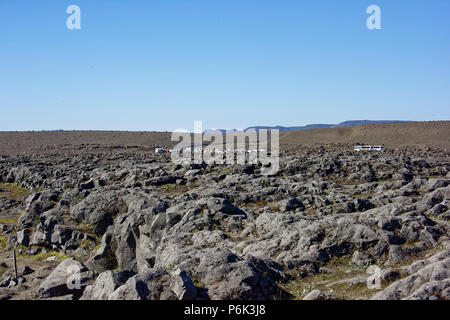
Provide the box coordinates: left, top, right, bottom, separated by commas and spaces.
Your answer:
245, 120, 407, 132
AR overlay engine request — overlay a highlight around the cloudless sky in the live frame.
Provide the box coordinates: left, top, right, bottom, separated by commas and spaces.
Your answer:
0, 0, 449, 131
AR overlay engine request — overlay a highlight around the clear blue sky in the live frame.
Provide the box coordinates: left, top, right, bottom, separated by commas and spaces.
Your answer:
0, 0, 449, 131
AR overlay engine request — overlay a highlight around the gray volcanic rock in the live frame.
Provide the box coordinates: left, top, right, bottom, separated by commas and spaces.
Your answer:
70, 191, 128, 236
81, 270, 134, 300
303, 290, 335, 300
0, 144, 449, 300
108, 269, 171, 300
85, 227, 118, 273
37, 258, 95, 299
169, 269, 197, 300
372, 243, 450, 300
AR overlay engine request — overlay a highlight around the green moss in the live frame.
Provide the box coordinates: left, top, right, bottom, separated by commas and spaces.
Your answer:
0, 236, 6, 249
350, 262, 372, 271
429, 213, 445, 222
110, 262, 121, 271
165, 261, 176, 270
243, 200, 268, 208
219, 166, 234, 176
192, 277, 205, 289
0, 216, 18, 225
76, 223, 96, 237
91, 243, 101, 253
278, 252, 397, 300
32, 218, 40, 228
268, 202, 280, 211
30, 251, 70, 262
0, 182, 31, 201
280, 267, 384, 300
235, 246, 244, 254
17, 244, 28, 251
80, 239, 96, 251
160, 183, 189, 194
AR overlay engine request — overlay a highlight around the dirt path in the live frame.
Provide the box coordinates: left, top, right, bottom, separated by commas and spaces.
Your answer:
0, 249, 58, 300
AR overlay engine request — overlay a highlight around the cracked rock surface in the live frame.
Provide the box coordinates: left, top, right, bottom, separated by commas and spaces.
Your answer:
0, 144, 449, 300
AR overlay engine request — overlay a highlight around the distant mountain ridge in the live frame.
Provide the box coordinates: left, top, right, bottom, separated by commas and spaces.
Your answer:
205, 120, 408, 133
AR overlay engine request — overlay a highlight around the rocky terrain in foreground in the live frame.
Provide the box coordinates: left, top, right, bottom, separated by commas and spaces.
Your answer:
0, 144, 449, 300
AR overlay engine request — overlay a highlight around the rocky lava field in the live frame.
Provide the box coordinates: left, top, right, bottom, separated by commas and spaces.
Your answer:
0, 143, 449, 300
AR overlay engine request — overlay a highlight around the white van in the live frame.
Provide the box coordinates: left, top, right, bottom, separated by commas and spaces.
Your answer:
354, 145, 384, 152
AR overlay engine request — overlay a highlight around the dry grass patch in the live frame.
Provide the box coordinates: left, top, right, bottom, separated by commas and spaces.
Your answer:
279, 255, 388, 300
160, 183, 190, 194
219, 166, 234, 176
350, 193, 374, 199
192, 277, 205, 289
75, 223, 95, 235
280, 268, 385, 300
28, 250, 70, 262
0, 182, 31, 201
280, 243, 448, 300
242, 200, 268, 209
0, 215, 19, 225
0, 235, 7, 249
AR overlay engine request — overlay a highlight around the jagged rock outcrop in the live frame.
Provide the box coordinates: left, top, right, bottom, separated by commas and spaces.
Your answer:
1, 145, 449, 300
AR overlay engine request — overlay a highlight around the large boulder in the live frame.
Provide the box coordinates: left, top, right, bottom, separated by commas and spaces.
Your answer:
372, 247, 450, 300
169, 269, 197, 300
80, 270, 134, 300
207, 198, 246, 216
303, 290, 335, 300
145, 176, 177, 186
109, 269, 172, 300
279, 197, 304, 212
85, 227, 118, 273
70, 191, 127, 236
37, 258, 95, 299
17, 229, 30, 246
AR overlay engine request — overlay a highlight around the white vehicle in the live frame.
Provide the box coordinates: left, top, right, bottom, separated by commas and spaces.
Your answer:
354, 145, 385, 152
